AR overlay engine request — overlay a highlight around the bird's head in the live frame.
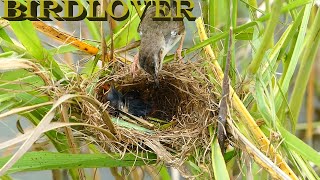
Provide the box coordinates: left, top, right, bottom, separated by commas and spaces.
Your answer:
139, 43, 165, 86
106, 86, 124, 110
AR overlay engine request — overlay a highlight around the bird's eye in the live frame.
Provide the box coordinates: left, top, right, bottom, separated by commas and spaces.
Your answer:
171, 30, 177, 37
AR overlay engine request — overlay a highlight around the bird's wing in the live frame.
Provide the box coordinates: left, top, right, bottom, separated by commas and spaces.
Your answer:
138, 5, 173, 34
138, 6, 157, 33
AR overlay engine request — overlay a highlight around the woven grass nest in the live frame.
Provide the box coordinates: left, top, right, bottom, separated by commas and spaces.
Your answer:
82, 60, 220, 176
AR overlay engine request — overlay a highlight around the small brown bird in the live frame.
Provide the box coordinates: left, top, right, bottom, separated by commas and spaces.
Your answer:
132, 1, 186, 86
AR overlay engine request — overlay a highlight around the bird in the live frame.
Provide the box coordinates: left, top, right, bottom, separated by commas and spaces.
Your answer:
123, 90, 152, 117
104, 86, 125, 116
131, 1, 186, 86
105, 86, 152, 117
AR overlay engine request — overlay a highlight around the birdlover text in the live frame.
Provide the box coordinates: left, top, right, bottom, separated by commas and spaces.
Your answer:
2, 0, 196, 21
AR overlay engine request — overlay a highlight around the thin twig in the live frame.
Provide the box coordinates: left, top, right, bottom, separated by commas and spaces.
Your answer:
217, 28, 232, 154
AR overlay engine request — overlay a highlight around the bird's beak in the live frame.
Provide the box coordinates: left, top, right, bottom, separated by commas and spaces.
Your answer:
153, 73, 160, 88
155, 78, 159, 88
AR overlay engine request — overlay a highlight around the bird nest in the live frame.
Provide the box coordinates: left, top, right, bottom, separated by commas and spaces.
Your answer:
80, 60, 219, 176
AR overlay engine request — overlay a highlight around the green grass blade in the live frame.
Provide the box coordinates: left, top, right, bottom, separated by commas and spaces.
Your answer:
209, 127, 230, 180
274, 3, 313, 111
9, 21, 44, 60
247, 0, 282, 75
9, 21, 64, 79
288, 9, 320, 129
157, 165, 171, 180
279, 127, 320, 167
0, 152, 157, 175
212, 139, 230, 180
0, 37, 33, 58
84, 19, 101, 40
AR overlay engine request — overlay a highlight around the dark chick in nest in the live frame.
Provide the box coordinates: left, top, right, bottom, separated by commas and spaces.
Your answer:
105, 86, 124, 116
131, 1, 186, 86
105, 86, 152, 117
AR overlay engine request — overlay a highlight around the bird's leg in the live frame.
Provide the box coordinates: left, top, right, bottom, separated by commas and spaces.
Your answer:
131, 52, 139, 77
175, 32, 186, 62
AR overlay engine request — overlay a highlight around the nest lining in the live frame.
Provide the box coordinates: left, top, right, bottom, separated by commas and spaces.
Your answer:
80, 60, 220, 175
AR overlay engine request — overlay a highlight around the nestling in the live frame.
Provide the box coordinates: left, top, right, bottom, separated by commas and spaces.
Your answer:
105, 86, 125, 116
105, 86, 152, 117
132, 2, 186, 86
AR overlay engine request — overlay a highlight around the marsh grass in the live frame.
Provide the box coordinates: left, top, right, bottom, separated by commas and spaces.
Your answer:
0, 0, 320, 179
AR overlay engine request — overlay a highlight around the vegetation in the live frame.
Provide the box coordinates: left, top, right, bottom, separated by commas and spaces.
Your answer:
0, 0, 320, 179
